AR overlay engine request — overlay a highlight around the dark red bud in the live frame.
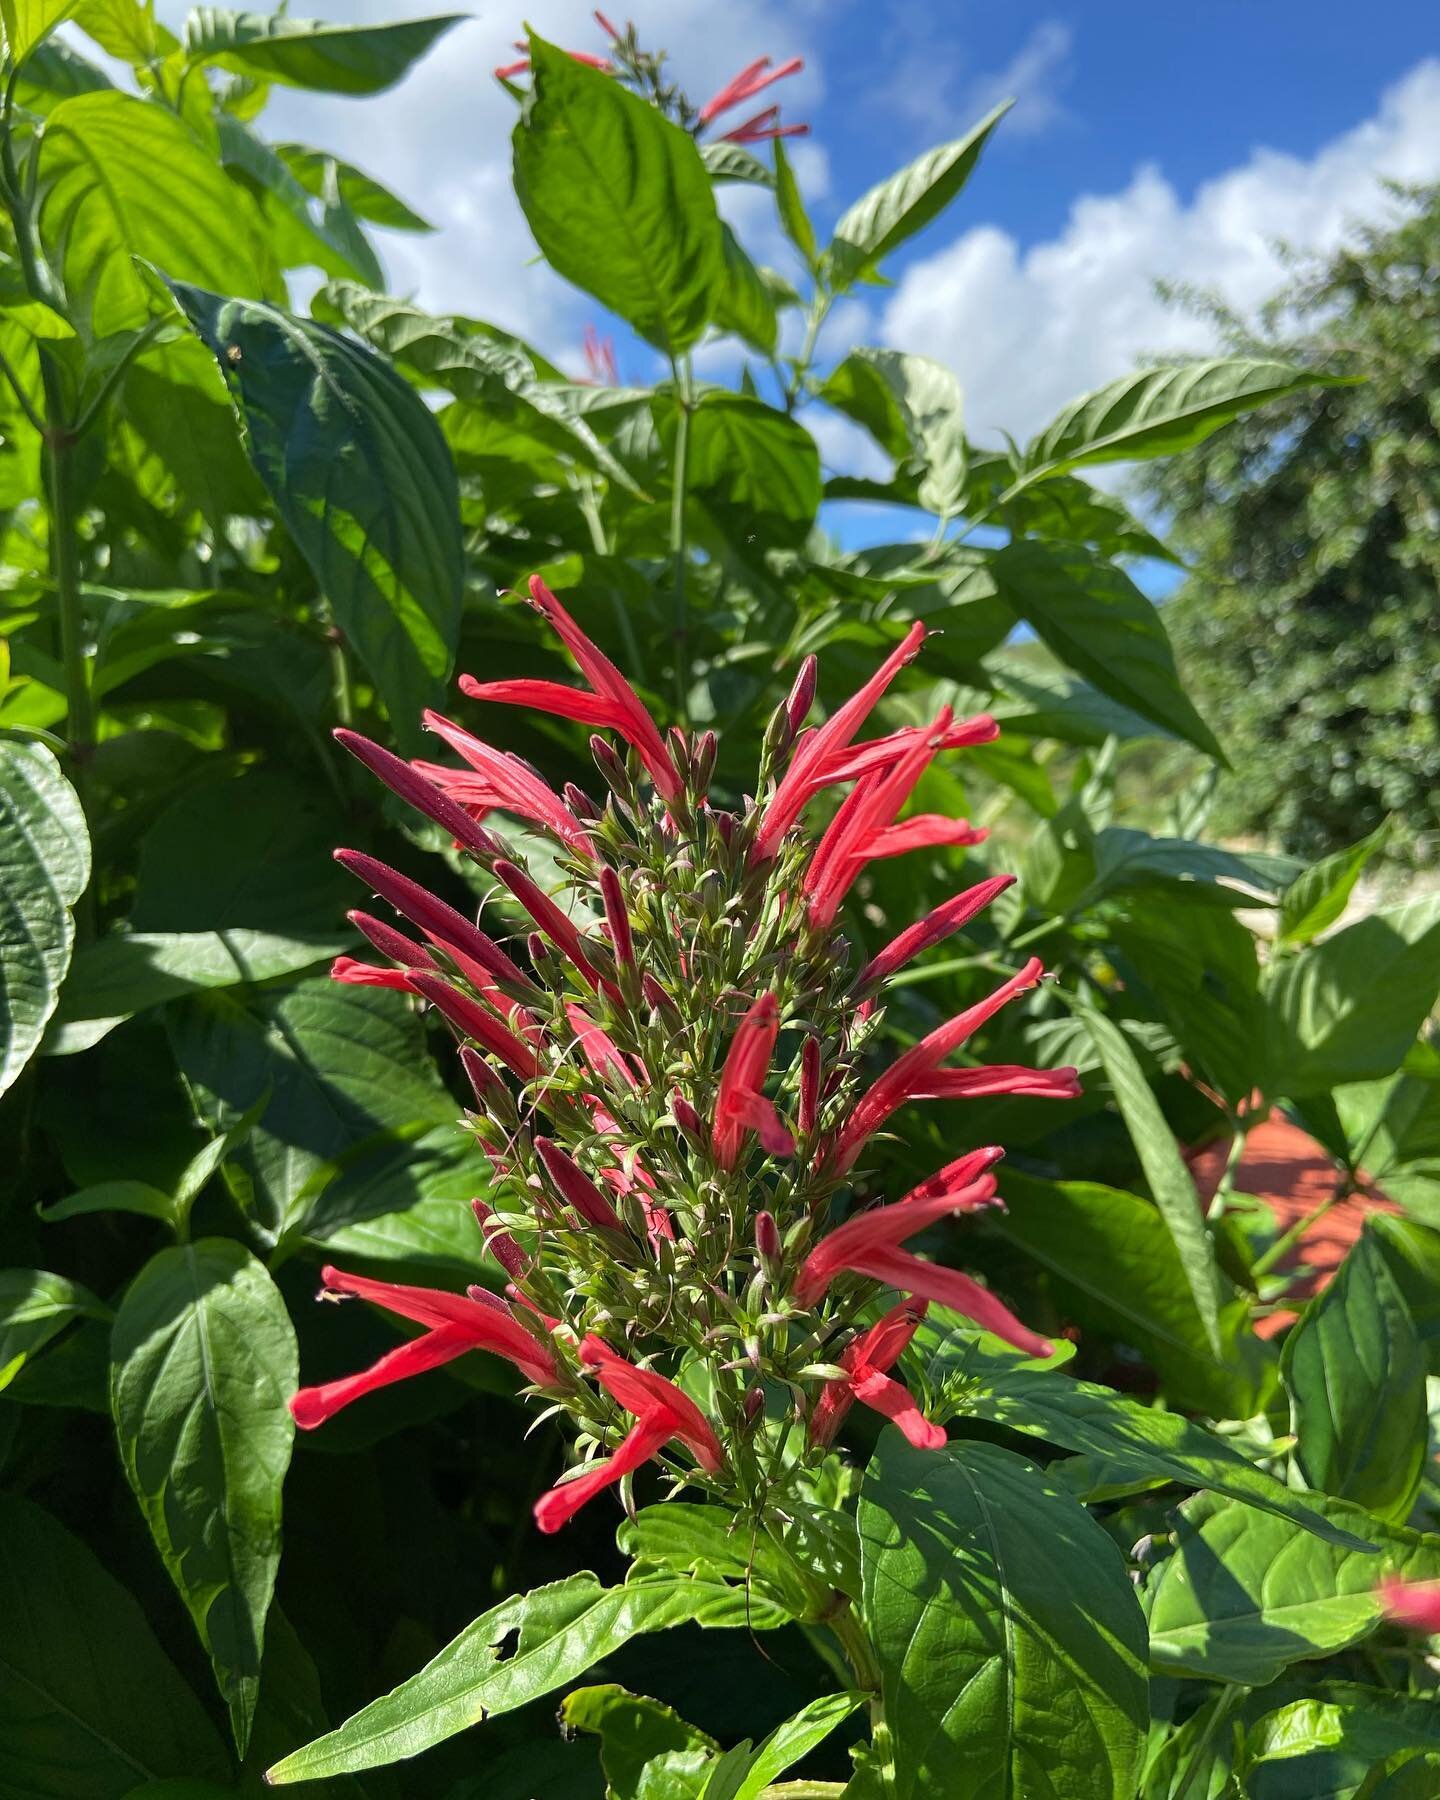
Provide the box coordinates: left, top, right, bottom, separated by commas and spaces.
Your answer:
755, 1210, 781, 1260
785, 656, 818, 733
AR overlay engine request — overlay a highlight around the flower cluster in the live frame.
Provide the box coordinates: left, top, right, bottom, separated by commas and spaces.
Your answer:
296, 578, 1079, 1534
497, 14, 808, 145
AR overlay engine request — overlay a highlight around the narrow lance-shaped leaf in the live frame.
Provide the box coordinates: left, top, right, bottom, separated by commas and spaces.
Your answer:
1277, 820, 1391, 947
0, 739, 89, 1096
183, 7, 463, 95
0, 1268, 108, 1389
167, 282, 463, 746
1015, 358, 1355, 490
265, 1571, 789, 1782
828, 102, 1010, 284
110, 1239, 299, 1754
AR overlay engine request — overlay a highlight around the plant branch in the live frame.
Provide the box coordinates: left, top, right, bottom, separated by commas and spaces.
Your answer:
1172, 1683, 1242, 1800
668, 355, 692, 725
72, 319, 166, 438
0, 343, 46, 434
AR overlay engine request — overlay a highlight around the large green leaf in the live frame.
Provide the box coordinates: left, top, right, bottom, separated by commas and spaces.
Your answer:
1243, 1691, 1440, 1800
713, 222, 782, 356
992, 539, 1225, 760
167, 977, 457, 1239
1018, 359, 1347, 486
1370, 1215, 1440, 1374
661, 391, 821, 546
168, 282, 463, 743
0, 739, 88, 1095
859, 1434, 1148, 1800
819, 348, 967, 517
1265, 895, 1440, 1094
1, 0, 79, 61
1281, 1230, 1427, 1521
1276, 822, 1390, 947
931, 1332, 1371, 1550
0, 1492, 229, 1794
295, 1123, 489, 1276
110, 1239, 298, 1754
0, 1267, 107, 1390
1068, 997, 1226, 1354
828, 104, 1008, 284
1146, 1491, 1437, 1685
37, 91, 273, 336
991, 1171, 1274, 1418
513, 35, 722, 356
184, 7, 461, 93
277, 142, 434, 232
265, 1570, 787, 1782
561, 1684, 716, 1796
1082, 827, 1290, 910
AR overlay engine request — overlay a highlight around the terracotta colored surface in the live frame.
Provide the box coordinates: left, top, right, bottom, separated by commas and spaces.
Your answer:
1189, 1117, 1397, 1335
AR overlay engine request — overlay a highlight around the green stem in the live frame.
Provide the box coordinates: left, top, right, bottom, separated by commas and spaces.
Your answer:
0, 344, 46, 434
71, 319, 166, 439
668, 360, 692, 724
828, 1606, 894, 1796
1205, 1123, 1249, 1222
1172, 1684, 1242, 1800
1251, 1171, 1350, 1280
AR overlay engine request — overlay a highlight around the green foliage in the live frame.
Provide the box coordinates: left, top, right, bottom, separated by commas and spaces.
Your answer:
1141, 186, 1440, 862
2, 13, 1438, 1798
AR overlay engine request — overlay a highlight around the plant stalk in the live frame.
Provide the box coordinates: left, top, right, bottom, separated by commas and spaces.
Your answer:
1172, 1683, 1242, 1800
668, 360, 692, 724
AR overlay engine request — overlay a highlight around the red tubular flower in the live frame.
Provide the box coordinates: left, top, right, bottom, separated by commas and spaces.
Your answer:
407, 969, 542, 1082
420, 711, 593, 853
495, 49, 611, 79
534, 1335, 723, 1533
828, 958, 1048, 1176
816, 715, 999, 788
721, 107, 809, 145
334, 850, 538, 1003
290, 1267, 558, 1429
350, 910, 432, 970
535, 1136, 625, 1231
905, 1064, 1083, 1102
754, 623, 927, 861
712, 993, 795, 1170
809, 1302, 941, 1450
798, 1036, 822, 1136
568, 1003, 642, 1089
793, 1148, 1005, 1307
333, 729, 499, 857
1379, 1576, 1440, 1633
463, 579, 681, 805
862, 816, 988, 859
472, 1198, 529, 1281
492, 858, 610, 994
330, 955, 415, 992
803, 708, 954, 927
697, 54, 803, 126
598, 865, 634, 966
857, 875, 1014, 988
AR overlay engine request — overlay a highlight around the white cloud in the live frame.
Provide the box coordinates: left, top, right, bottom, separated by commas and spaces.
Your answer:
964, 21, 1073, 138
881, 59, 1440, 447
865, 9, 1074, 143
249, 0, 820, 358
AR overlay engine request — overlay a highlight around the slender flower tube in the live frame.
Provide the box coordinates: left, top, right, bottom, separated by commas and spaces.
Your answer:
330, 956, 416, 991
712, 993, 795, 1169
333, 729, 499, 857
809, 1302, 941, 1449
816, 715, 999, 788
535, 1136, 625, 1231
472, 1198, 529, 1281
754, 622, 927, 860
721, 107, 808, 144
904, 1064, 1083, 1101
697, 54, 803, 126
420, 711, 593, 852
828, 958, 1048, 1176
1378, 1576, 1440, 1632
493, 858, 610, 994
407, 970, 542, 1081
857, 875, 1015, 988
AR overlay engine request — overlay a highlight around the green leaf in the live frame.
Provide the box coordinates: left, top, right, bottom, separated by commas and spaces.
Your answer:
1281, 1230, 1427, 1521
933, 1333, 1372, 1550
699, 140, 773, 187
991, 1171, 1274, 1418
819, 348, 966, 517
1, 0, 80, 62
276, 142, 433, 232
773, 136, 817, 268
859, 1434, 1148, 1800
216, 114, 381, 288
1082, 827, 1291, 910
828, 104, 1009, 285
1277, 822, 1390, 947
110, 1239, 298, 1755
167, 977, 457, 1239
988, 657, 1185, 747
38, 1178, 177, 1225
514, 35, 722, 356
265, 1570, 787, 1782
0, 739, 88, 1095
37, 91, 274, 336
72, 0, 176, 64
1369, 1215, 1440, 1375
992, 539, 1225, 761
732, 1694, 868, 1800
1068, 996, 1227, 1355
1265, 895, 1440, 1093
295, 1123, 485, 1276
1146, 1490, 1438, 1685
168, 282, 463, 744
0, 1267, 107, 1389
713, 223, 780, 356
1018, 359, 1350, 487
660, 391, 820, 547
0, 1492, 230, 1792
50, 927, 347, 1040
1244, 1691, 1440, 1800
184, 7, 461, 94
561, 1684, 716, 1796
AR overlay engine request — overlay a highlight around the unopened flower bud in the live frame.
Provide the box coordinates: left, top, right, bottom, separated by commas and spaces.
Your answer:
598, 864, 634, 966
563, 781, 601, 821
755, 1210, 781, 1261
642, 973, 683, 1028
799, 1036, 822, 1136
743, 1384, 765, 1424
711, 809, 737, 847
785, 655, 817, 733
589, 734, 634, 803
671, 1089, 707, 1150
692, 730, 717, 795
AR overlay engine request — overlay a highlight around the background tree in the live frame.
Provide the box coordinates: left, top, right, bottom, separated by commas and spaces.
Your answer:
1141, 182, 1440, 864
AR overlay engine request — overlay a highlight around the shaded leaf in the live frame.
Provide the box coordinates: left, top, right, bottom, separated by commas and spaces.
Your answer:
0, 1267, 107, 1389
1277, 822, 1391, 947
820, 348, 966, 517
184, 7, 461, 94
